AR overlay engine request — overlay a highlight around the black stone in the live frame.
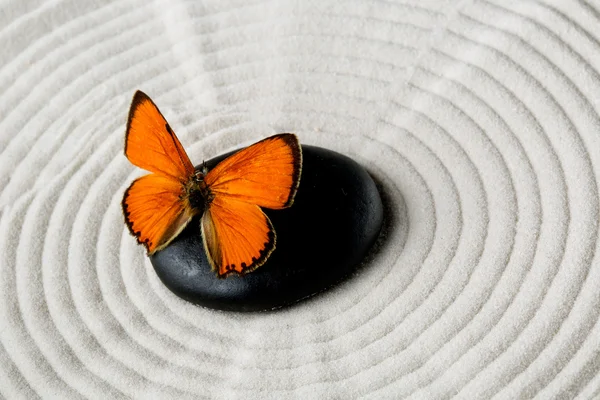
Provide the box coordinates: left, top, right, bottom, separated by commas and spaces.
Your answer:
150, 145, 383, 312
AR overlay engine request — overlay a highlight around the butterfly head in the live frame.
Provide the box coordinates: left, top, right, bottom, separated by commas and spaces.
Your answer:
192, 169, 205, 183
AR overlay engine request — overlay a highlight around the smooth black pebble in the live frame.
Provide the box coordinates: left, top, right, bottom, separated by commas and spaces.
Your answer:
151, 145, 383, 311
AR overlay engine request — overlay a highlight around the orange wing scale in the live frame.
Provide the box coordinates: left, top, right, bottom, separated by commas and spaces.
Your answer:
204, 134, 302, 209
125, 91, 194, 181
202, 196, 276, 276
122, 174, 196, 254
200, 133, 302, 276
122, 91, 197, 254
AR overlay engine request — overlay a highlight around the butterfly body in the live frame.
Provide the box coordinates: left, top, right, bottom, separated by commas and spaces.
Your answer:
181, 169, 211, 213
122, 91, 301, 278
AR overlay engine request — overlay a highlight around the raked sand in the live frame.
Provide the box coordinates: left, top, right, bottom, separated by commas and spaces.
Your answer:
1, 1, 600, 398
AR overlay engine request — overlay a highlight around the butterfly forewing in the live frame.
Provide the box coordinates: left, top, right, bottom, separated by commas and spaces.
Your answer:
125, 91, 194, 181
123, 174, 196, 254
204, 134, 302, 209
201, 196, 276, 276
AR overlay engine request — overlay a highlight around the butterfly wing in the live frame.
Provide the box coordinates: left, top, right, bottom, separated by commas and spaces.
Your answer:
204, 133, 302, 209
122, 174, 197, 254
125, 90, 194, 181
201, 196, 275, 277
200, 134, 302, 276
123, 91, 198, 254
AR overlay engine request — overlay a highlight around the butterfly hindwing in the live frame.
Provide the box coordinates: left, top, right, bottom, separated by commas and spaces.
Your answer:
201, 196, 276, 277
123, 174, 196, 254
125, 91, 194, 181
204, 133, 302, 209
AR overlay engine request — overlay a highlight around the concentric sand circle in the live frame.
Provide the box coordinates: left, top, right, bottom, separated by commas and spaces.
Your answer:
1, 0, 600, 398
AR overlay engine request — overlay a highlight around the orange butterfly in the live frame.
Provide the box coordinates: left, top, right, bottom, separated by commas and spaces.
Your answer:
122, 91, 302, 277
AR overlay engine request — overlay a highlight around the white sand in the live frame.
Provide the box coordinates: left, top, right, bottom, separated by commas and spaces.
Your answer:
1, 0, 600, 398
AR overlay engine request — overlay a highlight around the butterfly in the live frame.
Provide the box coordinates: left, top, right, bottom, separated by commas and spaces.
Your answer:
121, 91, 302, 278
